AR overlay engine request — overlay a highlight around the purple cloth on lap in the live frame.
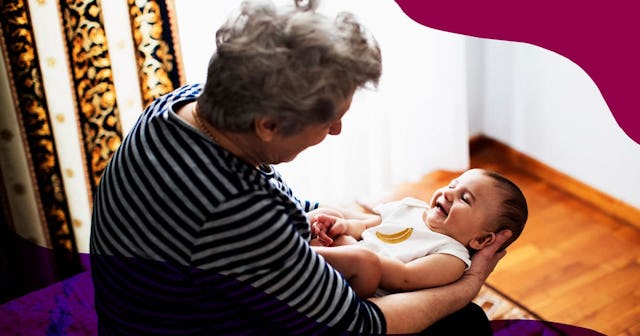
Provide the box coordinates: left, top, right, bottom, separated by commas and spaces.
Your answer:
0, 271, 96, 335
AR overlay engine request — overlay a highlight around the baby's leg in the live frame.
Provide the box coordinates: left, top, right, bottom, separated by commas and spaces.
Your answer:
312, 245, 381, 298
331, 235, 358, 246
309, 235, 356, 247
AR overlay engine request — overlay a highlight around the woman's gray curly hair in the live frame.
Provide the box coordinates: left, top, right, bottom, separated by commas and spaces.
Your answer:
197, 0, 382, 136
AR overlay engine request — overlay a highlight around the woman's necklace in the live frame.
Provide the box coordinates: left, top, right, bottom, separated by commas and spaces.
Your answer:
192, 103, 261, 168
192, 103, 218, 142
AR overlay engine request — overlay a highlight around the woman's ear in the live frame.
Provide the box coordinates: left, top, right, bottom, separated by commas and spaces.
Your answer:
469, 232, 496, 250
254, 117, 278, 141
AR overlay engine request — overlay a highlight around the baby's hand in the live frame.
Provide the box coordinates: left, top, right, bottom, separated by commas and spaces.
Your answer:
311, 214, 348, 246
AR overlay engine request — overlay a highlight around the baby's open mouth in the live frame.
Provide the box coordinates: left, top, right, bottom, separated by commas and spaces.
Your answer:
436, 201, 448, 216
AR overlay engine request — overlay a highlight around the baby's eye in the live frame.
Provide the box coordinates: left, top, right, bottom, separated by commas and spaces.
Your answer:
462, 195, 471, 204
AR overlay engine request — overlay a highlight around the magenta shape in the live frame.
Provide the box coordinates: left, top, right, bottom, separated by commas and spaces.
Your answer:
395, 0, 640, 145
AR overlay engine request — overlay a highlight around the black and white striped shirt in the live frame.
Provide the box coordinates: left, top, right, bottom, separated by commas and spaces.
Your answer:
90, 84, 385, 335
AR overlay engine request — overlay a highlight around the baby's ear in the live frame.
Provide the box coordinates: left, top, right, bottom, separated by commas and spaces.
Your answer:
469, 232, 496, 250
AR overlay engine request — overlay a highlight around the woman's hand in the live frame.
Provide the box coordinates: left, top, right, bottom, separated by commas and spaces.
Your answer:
463, 229, 512, 287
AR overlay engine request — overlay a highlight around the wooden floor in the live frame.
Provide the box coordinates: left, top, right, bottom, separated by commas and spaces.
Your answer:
368, 138, 640, 336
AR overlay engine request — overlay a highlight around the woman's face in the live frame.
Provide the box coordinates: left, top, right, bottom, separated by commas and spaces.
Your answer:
267, 95, 353, 164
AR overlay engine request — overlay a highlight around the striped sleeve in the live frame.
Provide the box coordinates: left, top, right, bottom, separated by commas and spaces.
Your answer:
190, 187, 385, 334
263, 165, 320, 212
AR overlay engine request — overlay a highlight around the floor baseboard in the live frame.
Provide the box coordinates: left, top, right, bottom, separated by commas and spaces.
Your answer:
469, 135, 640, 229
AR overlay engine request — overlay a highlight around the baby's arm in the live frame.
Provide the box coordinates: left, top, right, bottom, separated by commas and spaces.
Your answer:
378, 254, 467, 292
312, 245, 382, 298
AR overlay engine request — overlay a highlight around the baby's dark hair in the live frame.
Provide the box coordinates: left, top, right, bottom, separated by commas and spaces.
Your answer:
483, 170, 528, 251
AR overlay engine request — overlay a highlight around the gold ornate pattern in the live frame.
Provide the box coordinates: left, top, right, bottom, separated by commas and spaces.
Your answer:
128, 0, 184, 107
60, 0, 123, 194
0, 0, 80, 274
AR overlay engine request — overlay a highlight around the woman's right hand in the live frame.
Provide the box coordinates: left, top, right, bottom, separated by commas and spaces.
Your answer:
463, 229, 512, 288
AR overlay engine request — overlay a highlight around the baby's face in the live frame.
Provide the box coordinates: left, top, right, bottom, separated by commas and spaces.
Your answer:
424, 169, 502, 247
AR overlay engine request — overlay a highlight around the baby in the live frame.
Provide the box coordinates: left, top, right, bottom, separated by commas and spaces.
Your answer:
310, 168, 528, 298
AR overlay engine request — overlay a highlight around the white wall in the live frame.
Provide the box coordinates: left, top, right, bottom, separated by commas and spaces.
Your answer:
174, 1, 640, 208
467, 38, 640, 209
174, 0, 471, 204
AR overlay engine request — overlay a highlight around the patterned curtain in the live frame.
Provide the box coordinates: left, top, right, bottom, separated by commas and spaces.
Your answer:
0, 0, 184, 301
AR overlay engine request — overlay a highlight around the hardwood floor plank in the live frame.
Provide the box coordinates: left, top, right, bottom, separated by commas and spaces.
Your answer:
383, 136, 640, 335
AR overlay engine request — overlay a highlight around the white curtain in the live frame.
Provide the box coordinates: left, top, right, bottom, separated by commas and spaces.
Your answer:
175, 0, 470, 205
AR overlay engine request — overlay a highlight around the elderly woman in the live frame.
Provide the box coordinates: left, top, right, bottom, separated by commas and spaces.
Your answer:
90, 0, 510, 334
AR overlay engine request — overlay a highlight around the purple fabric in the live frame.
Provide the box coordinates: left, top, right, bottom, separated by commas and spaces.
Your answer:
492, 319, 606, 336
0, 271, 96, 335
0, 269, 606, 335
0, 272, 604, 336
